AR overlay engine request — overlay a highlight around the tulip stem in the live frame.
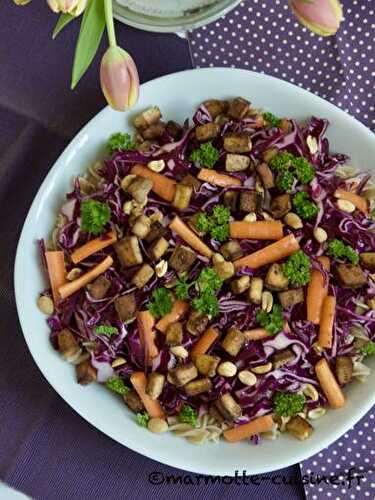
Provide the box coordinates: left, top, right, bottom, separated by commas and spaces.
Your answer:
104, 0, 117, 47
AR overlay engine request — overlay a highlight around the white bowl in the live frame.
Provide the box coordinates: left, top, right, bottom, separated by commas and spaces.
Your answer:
14, 68, 375, 476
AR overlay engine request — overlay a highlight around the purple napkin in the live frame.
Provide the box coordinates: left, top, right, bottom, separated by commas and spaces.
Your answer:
189, 1, 375, 498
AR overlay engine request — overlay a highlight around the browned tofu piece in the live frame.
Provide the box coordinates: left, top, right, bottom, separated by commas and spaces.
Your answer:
215, 393, 242, 420
204, 99, 229, 119
126, 176, 153, 204
186, 311, 209, 336
222, 327, 246, 356
335, 356, 353, 385
169, 246, 197, 273
223, 190, 239, 212
114, 236, 143, 267
239, 190, 260, 212
86, 275, 111, 300
169, 363, 198, 386
214, 260, 235, 280
141, 122, 166, 140
230, 275, 251, 295
181, 173, 202, 192
262, 147, 278, 163
256, 162, 274, 189
223, 133, 252, 153
221, 240, 243, 261
278, 288, 304, 308
195, 354, 220, 377
188, 213, 207, 236
173, 184, 193, 210
225, 154, 251, 172
166, 120, 182, 139
279, 119, 293, 134
265, 263, 289, 291
165, 322, 183, 346
57, 328, 80, 360
123, 389, 144, 413
247, 277, 264, 305
144, 221, 167, 244
76, 360, 96, 385
184, 378, 212, 396
195, 122, 220, 142
335, 264, 367, 289
360, 252, 375, 270
149, 237, 169, 261
131, 215, 151, 239
209, 403, 226, 424
227, 97, 250, 120
270, 194, 292, 219
145, 372, 165, 399
134, 106, 161, 129
131, 264, 154, 288
271, 348, 295, 369
286, 416, 313, 441
114, 293, 137, 322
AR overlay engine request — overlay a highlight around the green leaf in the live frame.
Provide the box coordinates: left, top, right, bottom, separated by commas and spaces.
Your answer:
52, 13, 75, 40
71, 0, 106, 90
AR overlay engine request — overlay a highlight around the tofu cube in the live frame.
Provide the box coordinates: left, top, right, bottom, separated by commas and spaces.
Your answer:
131, 264, 154, 288
114, 293, 137, 322
114, 236, 143, 267
142, 122, 166, 140
195, 122, 220, 142
134, 106, 161, 129
360, 252, 375, 270
165, 322, 183, 346
144, 221, 167, 244
149, 237, 169, 261
223, 133, 252, 153
271, 348, 295, 369
225, 154, 251, 172
335, 356, 353, 385
247, 277, 263, 305
239, 191, 260, 212
334, 264, 367, 289
57, 328, 80, 360
173, 184, 193, 210
221, 240, 243, 261
76, 360, 96, 385
215, 393, 242, 420
227, 97, 250, 120
169, 246, 197, 273
265, 263, 289, 291
278, 288, 304, 308
256, 162, 274, 188
184, 378, 212, 396
222, 327, 246, 356
203, 99, 229, 119
230, 275, 250, 295
270, 194, 291, 219
286, 416, 313, 440
169, 363, 198, 386
123, 389, 144, 413
223, 190, 239, 212
166, 120, 182, 139
86, 275, 111, 300
214, 260, 235, 280
195, 354, 220, 377
126, 176, 153, 204
181, 173, 201, 191
186, 311, 209, 336
145, 372, 165, 399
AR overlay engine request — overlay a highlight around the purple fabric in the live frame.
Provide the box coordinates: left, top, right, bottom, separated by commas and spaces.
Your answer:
189, 1, 375, 499
0, 3, 305, 500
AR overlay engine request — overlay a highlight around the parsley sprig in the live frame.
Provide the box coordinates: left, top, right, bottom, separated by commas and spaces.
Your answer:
256, 303, 284, 335
263, 111, 281, 128
282, 250, 311, 287
269, 152, 315, 191
196, 204, 230, 242
292, 191, 319, 220
81, 199, 111, 236
178, 404, 198, 427
147, 288, 173, 318
273, 392, 306, 417
190, 142, 220, 168
107, 132, 135, 155
105, 377, 130, 395
359, 341, 375, 357
94, 325, 119, 337
326, 239, 359, 265
136, 412, 150, 427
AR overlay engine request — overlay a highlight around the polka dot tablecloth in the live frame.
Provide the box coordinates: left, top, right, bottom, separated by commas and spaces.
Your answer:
188, 0, 375, 130
188, 1, 375, 498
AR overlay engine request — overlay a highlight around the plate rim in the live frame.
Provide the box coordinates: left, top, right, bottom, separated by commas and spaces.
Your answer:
14, 67, 375, 476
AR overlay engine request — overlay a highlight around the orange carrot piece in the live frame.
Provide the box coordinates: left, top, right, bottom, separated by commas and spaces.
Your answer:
223, 415, 274, 443
58, 256, 113, 299
71, 230, 117, 264
244, 328, 270, 341
318, 295, 336, 349
315, 358, 345, 409
131, 164, 176, 202
334, 188, 368, 214
45, 251, 67, 303
191, 327, 219, 359
169, 215, 213, 258
155, 300, 190, 333
233, 234, 300, 270
130, 372, 165, 419
137, 310, 159, 364
306, 256, 330, 324
229, 220, 284, 240
197, 168, 242, 187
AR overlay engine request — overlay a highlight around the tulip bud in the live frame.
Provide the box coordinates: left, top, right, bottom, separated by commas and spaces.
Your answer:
13, 0, 32, 5
47, 0, 87, 16
100, 46, 140, 112
289, 0, 343, 37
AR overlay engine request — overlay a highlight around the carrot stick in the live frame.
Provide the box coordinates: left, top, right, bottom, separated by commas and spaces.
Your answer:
131, 164, 176, 202
45, 251, 67, 303
169, 216, 213, 258
318, 296, 336, 349
137, 310, 159, 364
230, 220, 284, 240
334, 188, 368, 214
58, 256, 113, 299
71, 230, 117, 264
233, 234, 300, 270
197, 168, 242, 187
315, 358, 345, 409
191, 327, 219, 359
223, 415, 274, 443
306, 256, 330, 324
155, 300, 189, 333
130, 371, 165, 419
244, 328, 270, 341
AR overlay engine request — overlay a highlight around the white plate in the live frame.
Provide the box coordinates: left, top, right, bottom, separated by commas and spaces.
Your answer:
14, 68, 375, 476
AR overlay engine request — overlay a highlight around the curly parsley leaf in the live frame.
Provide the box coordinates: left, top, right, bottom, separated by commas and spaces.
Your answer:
326, 238, 359, 265
147, 287, 173, 318
105, 377, 130, 395
292, 191, 319, 220
192, 291, 220, 317
276, 169, 295, 191
81, 199, 111, 236
269, 152, 315, 191
136, 412, 150, 427
263, 111, 281, 128
293, 157, 315, 184
175, 276, 191, 300
94, 325, 119, 337
359, 341, 375, 357
273, 392, 306, 417
196, 213, 211, 233
190, 142, 220, 168
178, 404, 198, 427
197, 204, 230, 242
107, 132, 135, 155
197, 267, 223, 293
256, 303, 284, 335
282, 250, 311, 287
